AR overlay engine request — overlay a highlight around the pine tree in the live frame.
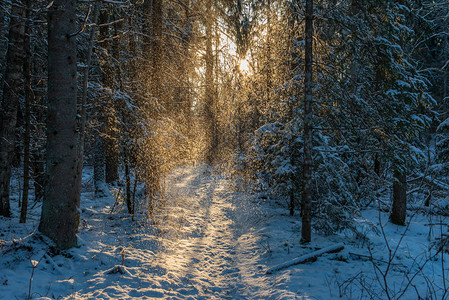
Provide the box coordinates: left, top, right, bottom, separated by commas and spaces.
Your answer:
20, 0, 33, 223
0, 1, 26, 217
301, 0, 314, 243
39, 0, 80, 250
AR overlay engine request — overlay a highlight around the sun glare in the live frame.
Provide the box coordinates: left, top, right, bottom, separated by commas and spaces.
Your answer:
239, 58, 251, 74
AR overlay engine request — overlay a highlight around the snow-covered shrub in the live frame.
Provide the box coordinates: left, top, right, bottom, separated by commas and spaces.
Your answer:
436, 118, 449, 176
250, 121, 302, 208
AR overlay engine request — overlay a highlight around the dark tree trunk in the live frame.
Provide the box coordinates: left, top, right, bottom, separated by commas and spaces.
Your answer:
151, 0, 164, 108
265, 0, 272, 105
443, 18, 448, 101
105, 133, 119, 183
301, 0, 314, 243
289, 184, 295, 216
204, 0, 217, 164
98, 7, 119, 184
0, 1, 26, 217
143, 0, 153, 37
75, 5, 98, 228
175, 0, 192, 121
20, 0, 33, 223
288, 3, 300, 218
390, 170, 407, 226
0, 1, 10, 85
125, 151, 132, 215
32, 147, 45, 202
30, 49, 46, 204
350, 0, 361, 93
39, 0, 79, 250
374, 154, 381, 176
94, 138, 106, 198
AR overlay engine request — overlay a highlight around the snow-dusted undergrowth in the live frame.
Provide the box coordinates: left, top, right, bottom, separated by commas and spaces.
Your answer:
0, 165, 448, 299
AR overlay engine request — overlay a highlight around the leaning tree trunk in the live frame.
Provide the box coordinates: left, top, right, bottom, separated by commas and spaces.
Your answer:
390, 170, 407, 226
39, 0, 79, 250
301, 0, 314, 243
0, 1, 26, 217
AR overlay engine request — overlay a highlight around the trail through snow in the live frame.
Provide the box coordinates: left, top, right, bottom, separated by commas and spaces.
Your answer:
60, 165, 269, 299
2, 165, 448, 299
126, 166, 264, 299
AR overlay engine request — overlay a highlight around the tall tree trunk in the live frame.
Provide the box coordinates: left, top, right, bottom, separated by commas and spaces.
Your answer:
301, 0, 314, 243
175, 0, 191, 121
390, 170, 407, 225
105, 127, 119, 183
20, 0, 33, 223
39, 0, 79, 250
374, 154, 381, 176
125, 150, 132, 215
32, 145, 45, 202
0, 1, 9, 85
266, 0, 272, 106
205, 0, 216, 164
350, 0, 361, 93
143, 0, 153, 37
94, 138, 106, 198
288, 3, 299, 217
98, 7, 119, 184
151, 0, 163, 109
75, 4, 99, 229
443, 17, 448, 101
0, 1, 26, 217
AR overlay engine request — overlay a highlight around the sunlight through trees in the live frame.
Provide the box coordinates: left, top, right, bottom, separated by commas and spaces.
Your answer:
0, 0, 447, 258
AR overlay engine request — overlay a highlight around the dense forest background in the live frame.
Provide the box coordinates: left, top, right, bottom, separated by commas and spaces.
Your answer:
0, 0, 448, 250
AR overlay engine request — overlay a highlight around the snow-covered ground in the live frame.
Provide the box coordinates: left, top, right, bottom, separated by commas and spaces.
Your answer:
1, 165, 448, 299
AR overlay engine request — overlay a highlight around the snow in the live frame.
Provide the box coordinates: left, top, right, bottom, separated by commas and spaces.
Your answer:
438, 117, 449, 131
1, 165, 448, 299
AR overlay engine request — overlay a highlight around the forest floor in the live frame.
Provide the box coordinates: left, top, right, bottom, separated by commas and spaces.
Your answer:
1, 164, 449, 299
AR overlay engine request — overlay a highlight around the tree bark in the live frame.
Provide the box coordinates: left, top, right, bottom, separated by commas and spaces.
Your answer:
39, 0, 79, 250
151, 0, 164, 108
301, 0, 314, 243
76, 3, 98, 196
105, 127, 119, 183
98, 7, 119, 184
288, 3, 300, 217
125, 150, 132, 215
175, 0, 192, 120
20, 0, 33, 223
32, 147, 45, 202
265, 0, 272, 106
0, 1, 9, 85
0, 1, 26, 217
94, 138, 106, 198
390, 170, 407, 226
74, 4, 99, 230
204, 0, 217, 164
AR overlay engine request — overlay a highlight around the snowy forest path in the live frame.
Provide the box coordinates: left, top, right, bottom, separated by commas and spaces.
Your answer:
147, 165, 264, 299
69, 165, 268, 299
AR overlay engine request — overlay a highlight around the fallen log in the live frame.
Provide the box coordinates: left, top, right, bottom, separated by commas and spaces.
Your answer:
266, 243, 345, 274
